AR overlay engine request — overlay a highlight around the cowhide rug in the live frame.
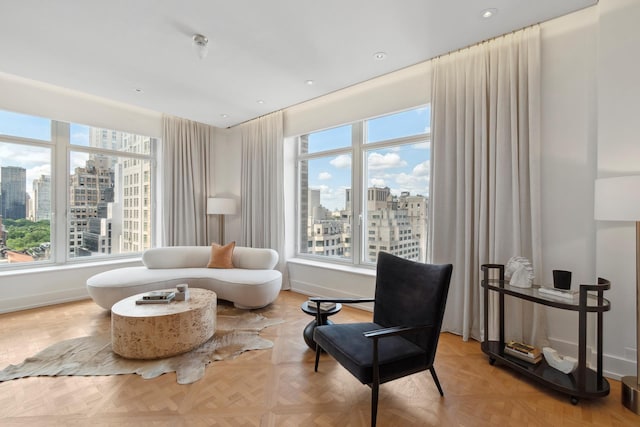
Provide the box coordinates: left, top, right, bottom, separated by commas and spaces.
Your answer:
0, 305, 283, 385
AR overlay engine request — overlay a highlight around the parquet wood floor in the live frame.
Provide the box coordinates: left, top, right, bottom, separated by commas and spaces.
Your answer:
0, 290, 637, 426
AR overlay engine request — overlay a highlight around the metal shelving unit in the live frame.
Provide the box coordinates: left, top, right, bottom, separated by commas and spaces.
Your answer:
481, 264, 611, 404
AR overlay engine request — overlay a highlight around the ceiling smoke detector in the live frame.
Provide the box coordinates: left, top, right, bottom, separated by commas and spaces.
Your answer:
192, 34, 209, 59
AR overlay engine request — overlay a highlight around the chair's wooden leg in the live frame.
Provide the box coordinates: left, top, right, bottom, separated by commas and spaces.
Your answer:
371, 380, 379, 427
371, 338, 380, 427
430, 366, 444, 396
314, 345, 321, 372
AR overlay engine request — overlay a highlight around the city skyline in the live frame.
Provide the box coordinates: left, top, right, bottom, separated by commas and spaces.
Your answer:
0, 110, 103, 201
306, 106, 430, 211
0, 110, 154, 263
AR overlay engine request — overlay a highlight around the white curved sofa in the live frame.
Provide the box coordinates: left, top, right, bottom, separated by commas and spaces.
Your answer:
86, 246, 282, 310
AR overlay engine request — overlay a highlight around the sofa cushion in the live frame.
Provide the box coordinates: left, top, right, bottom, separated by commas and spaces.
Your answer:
142, 246, 278, 270
142, 246, 211, 268
207, 241, 236, 269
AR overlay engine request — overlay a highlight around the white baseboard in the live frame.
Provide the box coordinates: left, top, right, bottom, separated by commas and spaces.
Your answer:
290, 279, 373, 312
0, 288, 91, 314
544, 337, 635, 381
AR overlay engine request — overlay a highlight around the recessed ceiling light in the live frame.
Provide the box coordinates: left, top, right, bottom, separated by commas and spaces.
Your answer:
134, 88, 144, 93
305, 80, 314, 85
373, 52, 387, 60
192, 33, 209, 59
481, 8, 498, 19
220, 114, 228, 118
257, 99, 265, 104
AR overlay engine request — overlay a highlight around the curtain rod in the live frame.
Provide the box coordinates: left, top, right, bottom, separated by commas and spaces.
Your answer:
226, 23, 541, 130
430, 23, 540, 62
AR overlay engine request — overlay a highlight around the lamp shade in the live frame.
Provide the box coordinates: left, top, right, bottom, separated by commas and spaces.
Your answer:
594, 176, 640, 221
207, 197, 236, 215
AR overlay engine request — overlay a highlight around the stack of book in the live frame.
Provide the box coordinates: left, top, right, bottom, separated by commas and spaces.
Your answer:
504, 340, 542, 364
538, 287, 579, 300
307, 300, 337, 311
136, 291, 175, 305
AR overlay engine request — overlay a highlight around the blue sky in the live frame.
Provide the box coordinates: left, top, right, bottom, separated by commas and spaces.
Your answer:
0, 110, 97, 198
1, 106, 432, 208
306, 106, 431, 211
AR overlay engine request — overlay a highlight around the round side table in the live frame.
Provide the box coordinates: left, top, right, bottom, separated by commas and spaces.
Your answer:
300, 301, 342, 351
111, 288, 217, 359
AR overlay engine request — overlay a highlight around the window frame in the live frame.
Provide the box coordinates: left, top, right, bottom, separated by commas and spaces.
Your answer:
0, 112, 158, 271
295, 106, 430, 268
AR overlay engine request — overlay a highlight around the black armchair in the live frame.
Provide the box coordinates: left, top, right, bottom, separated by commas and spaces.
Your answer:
311, 252, 453, 427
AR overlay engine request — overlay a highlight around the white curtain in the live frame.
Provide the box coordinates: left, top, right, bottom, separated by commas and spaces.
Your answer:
161, 115, 216, 246
240, 111, 287, 285
428, 26, 545, 347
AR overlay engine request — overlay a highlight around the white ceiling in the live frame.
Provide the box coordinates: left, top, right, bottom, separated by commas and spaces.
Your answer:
0, 0, 597, 128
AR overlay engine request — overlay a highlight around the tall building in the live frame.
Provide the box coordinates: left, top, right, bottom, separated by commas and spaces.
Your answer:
1, 166, 27, 220
69, 154, 114, 256
304, 186, 427, 262
68, 128, 153, 257
32, 174, 51, 221
90, 127, 124, 151
298, 135, 309, 254
365, 189, 425, 263
120, 132, 152, 253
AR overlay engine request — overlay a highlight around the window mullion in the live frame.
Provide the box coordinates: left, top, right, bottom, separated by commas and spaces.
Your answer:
52, 120, 70, 264
351, 122, 363, 266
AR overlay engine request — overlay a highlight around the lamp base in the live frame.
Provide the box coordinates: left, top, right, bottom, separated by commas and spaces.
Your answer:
622, 376, 640, 414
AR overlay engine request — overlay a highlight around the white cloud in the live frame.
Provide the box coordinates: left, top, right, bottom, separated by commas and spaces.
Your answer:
395, 173, 415, 185
70, 129, 89, 146
26, 164, 51, 185
412, 141, 430, 150
310, 185, 348, 211
367, 152, 407, 170
318, 171, 332, 180
370, 178, 386, 187
394, 172, 429, 196
413, 161, 430, 176
330, 154, 351, 169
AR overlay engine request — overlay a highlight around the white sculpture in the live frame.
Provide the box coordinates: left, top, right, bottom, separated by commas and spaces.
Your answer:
542, 347, 578, 374
505, 256, 534, 288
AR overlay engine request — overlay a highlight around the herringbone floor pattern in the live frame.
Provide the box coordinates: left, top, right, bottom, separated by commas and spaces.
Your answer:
0, 290, 637, 426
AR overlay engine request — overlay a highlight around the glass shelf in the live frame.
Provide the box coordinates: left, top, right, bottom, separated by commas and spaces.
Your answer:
482, 279, 611, 312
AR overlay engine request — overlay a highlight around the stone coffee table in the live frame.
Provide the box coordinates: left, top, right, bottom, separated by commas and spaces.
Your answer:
111, 288, 217, 359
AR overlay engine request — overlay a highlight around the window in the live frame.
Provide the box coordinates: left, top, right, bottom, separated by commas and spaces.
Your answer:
296, 106, 430, 266
0, 109, 157, 269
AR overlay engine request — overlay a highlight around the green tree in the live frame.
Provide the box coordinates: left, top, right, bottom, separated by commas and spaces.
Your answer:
4, 219, 50, 252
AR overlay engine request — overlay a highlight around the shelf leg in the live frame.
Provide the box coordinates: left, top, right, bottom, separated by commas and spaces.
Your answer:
621, 222, 640, 414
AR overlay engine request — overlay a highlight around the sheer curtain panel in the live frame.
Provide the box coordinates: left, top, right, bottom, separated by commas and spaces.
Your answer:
428, 26, 545, 346
161, 115, 216, 246
240, 111, 287, 284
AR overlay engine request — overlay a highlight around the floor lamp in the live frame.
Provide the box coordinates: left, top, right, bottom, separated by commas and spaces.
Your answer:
207, 197, 236, 245
595, 176, 640, 414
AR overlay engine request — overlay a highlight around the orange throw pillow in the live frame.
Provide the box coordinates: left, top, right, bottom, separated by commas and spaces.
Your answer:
206, 241, 236, 269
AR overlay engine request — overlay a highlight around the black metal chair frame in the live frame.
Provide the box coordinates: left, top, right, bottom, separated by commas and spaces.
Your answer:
310, 281, 449, 426
311, 297, 445, 421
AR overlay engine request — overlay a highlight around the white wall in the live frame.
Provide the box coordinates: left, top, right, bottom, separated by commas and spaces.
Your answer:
0, 71, 162, 137
284, 61, 431, 138
595, 0, 640, 379
0, 71, 162, 313
0, 259, 142, 313
539, 8, 599, 363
